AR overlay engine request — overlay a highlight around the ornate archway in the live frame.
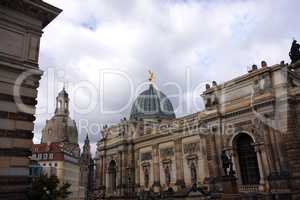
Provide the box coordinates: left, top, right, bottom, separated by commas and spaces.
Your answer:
108, 160, 117, 192
235, 133, 260, 185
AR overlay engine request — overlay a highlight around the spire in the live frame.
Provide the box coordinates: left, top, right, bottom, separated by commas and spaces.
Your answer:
82, 133, 91, 156
85, 134, 89, 144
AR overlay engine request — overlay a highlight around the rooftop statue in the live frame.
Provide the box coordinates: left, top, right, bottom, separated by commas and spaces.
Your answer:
289, 39, 300, 64
148, 70, 155, 83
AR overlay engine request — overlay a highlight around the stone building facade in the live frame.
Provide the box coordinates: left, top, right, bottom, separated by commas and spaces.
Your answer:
0, 1, 60, 199
95, 61, 300, 199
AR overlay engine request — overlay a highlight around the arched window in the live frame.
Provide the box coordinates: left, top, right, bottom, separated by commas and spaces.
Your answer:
65, 101, 68, 110
108, 160, 117, 192
236, 133, 260, 185
58, 100, 62, 109
190, 162, 197, 184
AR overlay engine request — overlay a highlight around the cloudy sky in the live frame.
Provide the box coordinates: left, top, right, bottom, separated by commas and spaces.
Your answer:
35, 0, 299, 154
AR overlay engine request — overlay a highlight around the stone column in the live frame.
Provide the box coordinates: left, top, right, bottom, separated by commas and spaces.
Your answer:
99, 156, 103, 186
152, 144, 161, 192
254, 144, 267, 191
230, 149, 243, 186
118, 151, 123, 195
121, 150, 127, 196
174, 138, 185, 190
135, 150, 140, 188
263, 125, 277, 174
103, 154, 107, 189
95, 156, 103, 188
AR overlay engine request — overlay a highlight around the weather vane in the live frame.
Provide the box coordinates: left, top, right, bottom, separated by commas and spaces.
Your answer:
148, 70, 155, 83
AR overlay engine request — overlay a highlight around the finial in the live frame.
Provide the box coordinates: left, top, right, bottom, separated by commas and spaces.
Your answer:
148, 70, 155, 84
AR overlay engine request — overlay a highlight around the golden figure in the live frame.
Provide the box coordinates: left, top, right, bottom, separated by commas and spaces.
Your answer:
148, 70, 155, 83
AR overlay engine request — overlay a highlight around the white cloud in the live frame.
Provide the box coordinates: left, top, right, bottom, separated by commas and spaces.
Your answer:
36, 0, 300, 154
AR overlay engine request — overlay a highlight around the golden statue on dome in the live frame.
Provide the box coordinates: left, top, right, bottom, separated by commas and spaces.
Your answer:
148, 70, 155, 83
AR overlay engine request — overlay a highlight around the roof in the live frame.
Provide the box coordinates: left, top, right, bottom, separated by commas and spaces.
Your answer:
130, 84, 176, 120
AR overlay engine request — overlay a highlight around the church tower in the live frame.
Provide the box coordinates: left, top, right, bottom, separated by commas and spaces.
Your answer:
82, 134, 91, 158
41, 87, 78, 145
80, 134, 94, 200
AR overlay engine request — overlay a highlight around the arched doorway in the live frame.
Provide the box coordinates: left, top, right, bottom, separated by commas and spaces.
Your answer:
108, 160, 117, 192
235, 133, 260, 185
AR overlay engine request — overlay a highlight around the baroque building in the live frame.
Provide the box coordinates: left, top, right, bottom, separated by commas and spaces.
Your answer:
0, 1, 60, 199
95, 61, 300, 199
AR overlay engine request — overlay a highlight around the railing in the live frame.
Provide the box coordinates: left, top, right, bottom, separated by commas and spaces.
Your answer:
239, 185, 260, 192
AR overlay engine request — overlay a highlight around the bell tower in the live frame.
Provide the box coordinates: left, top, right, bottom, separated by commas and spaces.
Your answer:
55, 86, 69, 116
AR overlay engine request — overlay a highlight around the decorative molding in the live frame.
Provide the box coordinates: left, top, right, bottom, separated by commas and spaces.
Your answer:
0, 0, 62, 28
0, 111, 35, 122
141, 152, 152, 161
0, 129, 33, 139
0, 93, 37, 106
160, 147, 174, 158
183, 142, 200, 155
0, 148, 31, 157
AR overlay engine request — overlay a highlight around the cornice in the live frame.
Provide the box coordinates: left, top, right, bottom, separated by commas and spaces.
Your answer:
0, 0, 62, 28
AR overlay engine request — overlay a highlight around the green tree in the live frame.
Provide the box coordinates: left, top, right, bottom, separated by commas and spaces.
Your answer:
28, 174, 71, 200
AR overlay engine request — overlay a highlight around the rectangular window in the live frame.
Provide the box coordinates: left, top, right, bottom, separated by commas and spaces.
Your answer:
43, 153, 48, 159
49, 153, 53, 160
38, 154, 42, 159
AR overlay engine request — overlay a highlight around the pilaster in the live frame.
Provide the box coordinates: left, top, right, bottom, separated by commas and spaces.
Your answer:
152, 144, 161, 192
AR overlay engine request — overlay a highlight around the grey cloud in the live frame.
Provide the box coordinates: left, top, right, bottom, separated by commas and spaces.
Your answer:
38, 0, 300, 154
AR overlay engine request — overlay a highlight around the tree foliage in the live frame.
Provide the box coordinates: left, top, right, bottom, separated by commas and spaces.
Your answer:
28, 174, 71, 200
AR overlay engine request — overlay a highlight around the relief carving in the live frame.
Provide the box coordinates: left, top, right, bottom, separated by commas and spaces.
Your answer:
160, 147, 174, 158
141, 152, 152, 161
183, 142, 200, 155
253, 74, 272, 94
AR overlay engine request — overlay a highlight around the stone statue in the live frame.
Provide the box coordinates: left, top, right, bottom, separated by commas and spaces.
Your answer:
221, 150, 234, 176
190, 163, 197, 184
164, 166, 171, 186
289, 39, 300, 64
205, 83, 211, 90
144, 167, 149, 188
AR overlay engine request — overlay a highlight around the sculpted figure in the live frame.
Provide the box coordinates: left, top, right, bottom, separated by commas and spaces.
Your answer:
221, 150, 234, 176
289, 39, 300, 64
